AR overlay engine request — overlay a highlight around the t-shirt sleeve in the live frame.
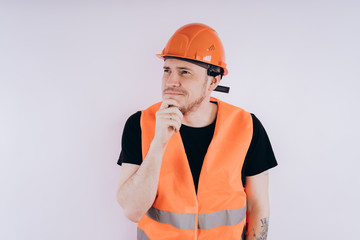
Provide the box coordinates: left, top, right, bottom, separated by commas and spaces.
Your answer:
242, 114, 278, 179
117, 111, 143, 166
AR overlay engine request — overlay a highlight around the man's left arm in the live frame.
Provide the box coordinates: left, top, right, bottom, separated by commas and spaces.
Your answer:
244, 170, 270, 240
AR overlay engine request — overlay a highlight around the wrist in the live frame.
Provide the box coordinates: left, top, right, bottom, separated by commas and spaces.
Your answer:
150, 139, 167, 153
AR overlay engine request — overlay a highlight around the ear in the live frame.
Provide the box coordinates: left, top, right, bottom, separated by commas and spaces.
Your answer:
208, 75, 221, 91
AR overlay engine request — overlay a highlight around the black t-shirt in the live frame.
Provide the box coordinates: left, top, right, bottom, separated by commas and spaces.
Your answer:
117, 111, 278, 192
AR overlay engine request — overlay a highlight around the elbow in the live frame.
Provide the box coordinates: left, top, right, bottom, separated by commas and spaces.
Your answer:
124, 210, 143, 223
117, 194, 145, 223
118, 201, 144, 223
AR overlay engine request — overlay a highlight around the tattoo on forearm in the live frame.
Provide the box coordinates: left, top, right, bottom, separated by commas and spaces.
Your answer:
245, 218, 269, 240
252, 218, 269, 240
243, 218, 269, 240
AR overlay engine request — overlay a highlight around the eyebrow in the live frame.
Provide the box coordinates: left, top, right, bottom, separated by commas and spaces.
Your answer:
163, 66, 193, 71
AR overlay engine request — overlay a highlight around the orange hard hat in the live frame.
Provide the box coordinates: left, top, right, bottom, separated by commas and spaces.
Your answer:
157, 23, 228, 76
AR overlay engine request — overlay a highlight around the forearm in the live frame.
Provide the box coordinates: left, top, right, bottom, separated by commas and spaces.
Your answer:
117, 141, 165, 222
243, 170, 271, 240
244, 206, 270, 240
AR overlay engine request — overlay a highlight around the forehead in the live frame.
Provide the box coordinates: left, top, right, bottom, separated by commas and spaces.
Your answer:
163, 58, 205, 71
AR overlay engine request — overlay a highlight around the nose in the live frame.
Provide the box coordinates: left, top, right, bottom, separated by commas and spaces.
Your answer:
165, 72, 181, 87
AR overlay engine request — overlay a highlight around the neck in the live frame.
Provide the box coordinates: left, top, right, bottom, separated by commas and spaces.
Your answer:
181, 98, 218, 127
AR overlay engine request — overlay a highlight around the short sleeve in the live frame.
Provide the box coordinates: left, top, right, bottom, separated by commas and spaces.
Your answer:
117, 111, 143, 166
242, 114, 278, 179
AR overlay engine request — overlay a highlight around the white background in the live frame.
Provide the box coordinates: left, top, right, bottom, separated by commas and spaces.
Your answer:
1, 0, 359, 239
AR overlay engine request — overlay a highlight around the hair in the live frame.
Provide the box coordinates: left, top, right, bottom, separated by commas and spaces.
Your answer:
164, 56, 224, 79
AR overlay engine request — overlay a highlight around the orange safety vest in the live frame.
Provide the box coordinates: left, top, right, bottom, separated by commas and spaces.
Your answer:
137, 97, 253, 240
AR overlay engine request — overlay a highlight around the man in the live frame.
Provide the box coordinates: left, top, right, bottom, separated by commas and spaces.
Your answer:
117, 23, 278, 240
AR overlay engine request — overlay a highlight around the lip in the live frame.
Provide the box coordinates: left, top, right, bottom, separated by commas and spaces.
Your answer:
164, 92, 184, 95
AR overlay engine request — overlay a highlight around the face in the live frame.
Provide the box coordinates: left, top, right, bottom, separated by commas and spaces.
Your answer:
162, 58, 211, 115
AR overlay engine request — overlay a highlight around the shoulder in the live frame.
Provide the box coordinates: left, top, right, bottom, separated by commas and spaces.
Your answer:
124, 111, 142, 129
215, 99, 251, 124
249, 113, 269, 137
250, 113, 261, 131
142, 102, 163, 113
122, 111, 142, 140
216, 98, 250, 114
243, 113, 278, 176
247, 113, 267, 147
118, 111, 143, 166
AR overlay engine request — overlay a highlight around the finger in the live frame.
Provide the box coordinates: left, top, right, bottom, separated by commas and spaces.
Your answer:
159, 107, 183, 119
157, 110, 182, 122
164, 119, 181, 132
169, 120, 181, 132
159, 113, 182, 126
160, 99, 180, 109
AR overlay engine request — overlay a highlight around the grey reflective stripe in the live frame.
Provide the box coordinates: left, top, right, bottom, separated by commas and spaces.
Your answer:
198, 205, 247, 230
146, 206, 196, 229
137, 228, 151, 240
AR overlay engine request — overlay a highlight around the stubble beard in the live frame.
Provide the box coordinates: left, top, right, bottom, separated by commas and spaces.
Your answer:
179, 78, 208, 115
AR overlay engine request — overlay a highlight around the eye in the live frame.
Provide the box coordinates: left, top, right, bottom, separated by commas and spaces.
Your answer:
181, 70, 190, 75
163, 69, 170, 73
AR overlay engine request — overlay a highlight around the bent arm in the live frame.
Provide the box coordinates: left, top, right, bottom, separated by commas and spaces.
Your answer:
244, 171, 270, 240
117, 99, 183, 223
116, 141, 166, 223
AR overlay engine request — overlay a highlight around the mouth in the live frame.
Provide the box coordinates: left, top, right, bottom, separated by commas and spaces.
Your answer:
164, 91, 184, 95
